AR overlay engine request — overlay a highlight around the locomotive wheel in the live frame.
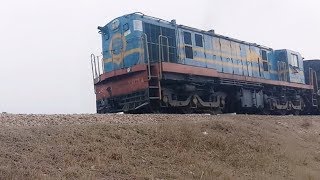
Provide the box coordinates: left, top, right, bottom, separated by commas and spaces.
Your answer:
180, 107, 195, 114
147, 102, 162, 114
279, 110, 287, 116
261, 109, 271, 115
208, 108, 223, 115
293, 110, 300, 116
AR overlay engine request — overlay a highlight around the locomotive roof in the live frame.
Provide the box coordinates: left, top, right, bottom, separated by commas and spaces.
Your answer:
123, 12, 273, 51
304, 59, 320, 61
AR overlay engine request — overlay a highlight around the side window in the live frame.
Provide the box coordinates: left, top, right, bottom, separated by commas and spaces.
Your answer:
185, 46, 193, 59
144, 23, 177, 62
184, 32, 192, 45
291, 54, 299, 67
195, 34, 203, 47
261, 50, 269, 71
263, 62, 269, 71
261, 50, 267, 61
184, 31, 193, 59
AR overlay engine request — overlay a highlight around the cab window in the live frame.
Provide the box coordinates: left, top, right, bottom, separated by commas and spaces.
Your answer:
184, 32, 192, 45
291, 54, 299, 67
183, 31, 193, 59
195, 34, 203, 47
261, 50, 269, 71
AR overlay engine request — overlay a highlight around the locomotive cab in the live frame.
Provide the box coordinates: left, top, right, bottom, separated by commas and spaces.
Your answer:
304, 59, 320, 88
303, 60, 320, 112
274, 49, 305, 84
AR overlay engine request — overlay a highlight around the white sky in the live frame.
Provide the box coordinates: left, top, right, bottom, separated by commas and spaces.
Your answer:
0, 0, 319, 114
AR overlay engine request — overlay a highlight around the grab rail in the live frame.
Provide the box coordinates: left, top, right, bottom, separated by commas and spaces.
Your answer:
90, 54, 103, 83
158, 35, 169, 79
91, 54, 98, 81
141, 34, 151, 80
158, 35, 169, 62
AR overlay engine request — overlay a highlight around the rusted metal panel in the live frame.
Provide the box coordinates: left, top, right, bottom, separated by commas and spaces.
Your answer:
95, 70, 149, 100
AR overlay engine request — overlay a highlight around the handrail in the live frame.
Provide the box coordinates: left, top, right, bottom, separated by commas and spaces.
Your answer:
138, 36, 144, 64
312, 69, 319, 93
90, 54, 96, 82
158, 35, 170, 62
96, 55, 101, 76
141, 34, 151, 80
91, 54, 98, 81
158, 35, 169, 79
101, 55, 105, 73
91, 53, 104, 84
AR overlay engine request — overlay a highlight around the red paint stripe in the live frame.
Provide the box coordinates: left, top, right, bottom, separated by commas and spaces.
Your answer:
162, 62, 219, 77
162, 62, 313, 90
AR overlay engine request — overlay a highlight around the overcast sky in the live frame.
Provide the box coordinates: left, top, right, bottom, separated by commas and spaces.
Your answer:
0, 0, 319, 114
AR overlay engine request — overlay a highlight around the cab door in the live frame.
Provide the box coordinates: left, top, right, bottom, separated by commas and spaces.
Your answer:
231, 42, 242, 75
181, 30, 206, 68
244, 45, 253, 77
220, 38, 233, 74
194, 33, 206, 68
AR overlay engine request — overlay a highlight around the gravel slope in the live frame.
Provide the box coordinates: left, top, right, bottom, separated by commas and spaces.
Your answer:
0, 114, 319, 179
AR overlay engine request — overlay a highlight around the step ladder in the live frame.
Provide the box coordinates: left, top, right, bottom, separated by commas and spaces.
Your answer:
143, 34, 169, 101
312, 93, 318, 106
148, 64, 162, 100
309, 68, 319, 107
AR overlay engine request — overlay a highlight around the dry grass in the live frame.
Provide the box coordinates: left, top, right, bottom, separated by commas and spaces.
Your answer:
0, 114, 319, 179
301, 120, 312, 129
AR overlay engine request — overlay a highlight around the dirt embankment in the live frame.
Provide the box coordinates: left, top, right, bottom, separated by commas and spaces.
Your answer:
0, 114, 319, 179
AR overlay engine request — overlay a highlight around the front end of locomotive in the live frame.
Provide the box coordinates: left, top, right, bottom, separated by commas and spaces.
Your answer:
91, 13, 152, 113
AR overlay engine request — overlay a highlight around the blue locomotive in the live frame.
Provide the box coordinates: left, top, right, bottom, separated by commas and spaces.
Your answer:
91, 12, 319, 114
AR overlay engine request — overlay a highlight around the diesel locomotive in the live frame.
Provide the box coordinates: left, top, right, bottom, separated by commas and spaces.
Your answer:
91, 12, 320, 115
